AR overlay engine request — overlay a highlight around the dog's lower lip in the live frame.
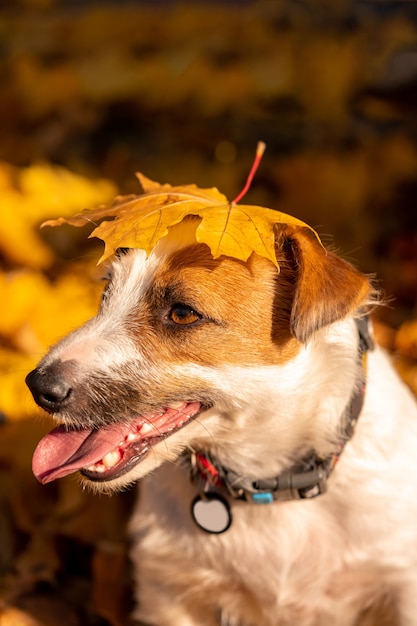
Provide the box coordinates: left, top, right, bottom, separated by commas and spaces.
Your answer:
80, 443, 150, 482
80, 404, 207, 483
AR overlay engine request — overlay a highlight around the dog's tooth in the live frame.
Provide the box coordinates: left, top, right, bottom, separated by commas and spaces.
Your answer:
86, 464, 105, 473
102, 449, 122, 468
167, 401, 184, 410
140, 422, 155, 435
127, 432, 137, 442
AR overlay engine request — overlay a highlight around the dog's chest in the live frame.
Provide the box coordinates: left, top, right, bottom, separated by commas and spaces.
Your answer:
130, 464, 383, 626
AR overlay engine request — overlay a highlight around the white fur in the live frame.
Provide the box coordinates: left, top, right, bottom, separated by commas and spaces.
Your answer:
129, 341, 417, 626
32, 231, 417, 625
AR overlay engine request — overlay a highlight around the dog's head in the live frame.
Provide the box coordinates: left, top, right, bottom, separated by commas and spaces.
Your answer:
26, 219, 372, 491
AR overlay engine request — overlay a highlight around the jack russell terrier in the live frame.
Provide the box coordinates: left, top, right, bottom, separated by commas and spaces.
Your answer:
26, 218, 417, 626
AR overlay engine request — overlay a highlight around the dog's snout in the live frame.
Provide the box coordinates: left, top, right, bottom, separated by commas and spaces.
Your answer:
26, 360, 76, 413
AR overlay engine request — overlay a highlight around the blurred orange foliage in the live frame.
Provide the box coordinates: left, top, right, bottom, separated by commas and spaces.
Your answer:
0, 162, 116, 420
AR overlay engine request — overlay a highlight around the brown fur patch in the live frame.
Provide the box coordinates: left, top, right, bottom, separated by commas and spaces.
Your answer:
275, 225, 373, 342
125, 227, 372, 368
138, 244, 301, 367
125, 227, 372, 366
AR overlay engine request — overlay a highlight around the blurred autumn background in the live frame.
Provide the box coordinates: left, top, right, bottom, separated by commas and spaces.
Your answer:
1, 0, 417, 624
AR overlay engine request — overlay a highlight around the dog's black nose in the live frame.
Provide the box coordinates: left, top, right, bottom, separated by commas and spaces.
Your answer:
26, 360, 76, 413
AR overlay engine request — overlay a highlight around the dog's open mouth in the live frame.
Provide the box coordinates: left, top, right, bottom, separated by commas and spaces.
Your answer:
32, 401, 202, 484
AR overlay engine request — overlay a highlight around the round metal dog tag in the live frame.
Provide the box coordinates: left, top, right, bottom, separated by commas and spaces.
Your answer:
191, 492, 232, 534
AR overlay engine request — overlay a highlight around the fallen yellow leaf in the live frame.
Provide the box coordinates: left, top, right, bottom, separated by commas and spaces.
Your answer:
42, 172, 320, 267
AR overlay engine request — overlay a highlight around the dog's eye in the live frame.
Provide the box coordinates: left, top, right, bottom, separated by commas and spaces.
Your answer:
169, 304, 201, 326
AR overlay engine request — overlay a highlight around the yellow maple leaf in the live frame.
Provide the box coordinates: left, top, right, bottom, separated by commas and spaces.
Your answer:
42, 171, 320, 268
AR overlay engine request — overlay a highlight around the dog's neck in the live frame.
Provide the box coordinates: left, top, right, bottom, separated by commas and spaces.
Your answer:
187, 317, 374, 505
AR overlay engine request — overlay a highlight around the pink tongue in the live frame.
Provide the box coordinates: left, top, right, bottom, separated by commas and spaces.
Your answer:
32, 402, 202, 484
32, 423, 132, 484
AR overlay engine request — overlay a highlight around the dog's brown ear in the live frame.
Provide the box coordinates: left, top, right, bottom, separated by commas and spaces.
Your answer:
276, 226, 372, 343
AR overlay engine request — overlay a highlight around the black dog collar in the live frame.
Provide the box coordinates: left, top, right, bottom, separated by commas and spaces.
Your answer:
188, 317, 374, 532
